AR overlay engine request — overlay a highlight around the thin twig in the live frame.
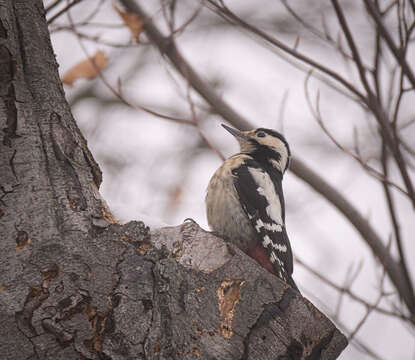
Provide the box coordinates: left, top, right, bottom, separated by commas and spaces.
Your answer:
276, 90, 289, 133
333, 262, 363, 322
185, 81, 225, 161
281, 0, 353, 61
47, 0, 83, 24
331, 0, 374, 96
65, 11, 194, 126
205, 0, 367, 102
303, 72, 408, 196
372, 23, 382, 107
172, 1, 205, 37
348, 266, 387, 342
51, 22, 125, 31
65, 29, 141, 47
381, 142, 415, 307
45, 0, 64, 13
296, 256, 411, 322
364, 0, 415, 88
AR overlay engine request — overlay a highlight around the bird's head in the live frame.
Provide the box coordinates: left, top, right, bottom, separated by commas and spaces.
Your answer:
222, 124, 291, 173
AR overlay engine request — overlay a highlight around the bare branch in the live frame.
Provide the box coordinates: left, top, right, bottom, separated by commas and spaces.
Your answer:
45, 0, 65, 13
331, 0, 373, 96
303, 73, 409, 196
364, 0, 415, 88
205, 0, 367, 102
348, 267, 387, 342
47, 0, 84, 24
381, 142, 415, 306
333, 262, 364, 322
185, 81, 225, 161
296, 256, 411, 323
372, 27, 382, 106
291, 158, 415, 316
281, 0, 353, 61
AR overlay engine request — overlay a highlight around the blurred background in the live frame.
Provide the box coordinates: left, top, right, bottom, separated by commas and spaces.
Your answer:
45, 0, 415, 358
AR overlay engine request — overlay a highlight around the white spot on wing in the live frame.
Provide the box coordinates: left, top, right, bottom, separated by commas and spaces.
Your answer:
261, 233, 287, 253
274, 242, 287, 252
255, 219, 282, 233
270, 251, 284, 266
262, 235, 272, 247
248, 167, 283, 224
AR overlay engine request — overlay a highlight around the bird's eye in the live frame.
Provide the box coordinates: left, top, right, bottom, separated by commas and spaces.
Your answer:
257, 131, 266, 138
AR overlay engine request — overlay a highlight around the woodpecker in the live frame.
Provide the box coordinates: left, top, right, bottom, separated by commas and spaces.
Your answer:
206, 124, 298, 291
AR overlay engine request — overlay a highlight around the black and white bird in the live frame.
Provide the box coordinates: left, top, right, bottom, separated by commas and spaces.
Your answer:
206, 124, 298, 291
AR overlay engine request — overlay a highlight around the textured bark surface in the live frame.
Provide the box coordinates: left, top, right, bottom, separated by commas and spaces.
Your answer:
0, 0, 347, 359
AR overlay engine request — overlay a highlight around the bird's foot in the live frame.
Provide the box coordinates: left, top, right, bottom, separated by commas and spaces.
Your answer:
183, 217, 198, 225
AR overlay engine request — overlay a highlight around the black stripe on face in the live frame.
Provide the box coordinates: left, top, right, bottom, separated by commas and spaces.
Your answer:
255, 128, 291, 157
247, 139, 283, 171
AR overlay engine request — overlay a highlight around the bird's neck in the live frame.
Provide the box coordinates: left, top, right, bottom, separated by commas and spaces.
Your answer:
250, 148, 285, 178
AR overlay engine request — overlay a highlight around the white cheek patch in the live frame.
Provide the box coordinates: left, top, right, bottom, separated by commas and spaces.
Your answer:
248, 168, 283, 225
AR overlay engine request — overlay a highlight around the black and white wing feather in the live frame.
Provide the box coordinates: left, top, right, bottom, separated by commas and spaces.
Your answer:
232, 159, 297, 289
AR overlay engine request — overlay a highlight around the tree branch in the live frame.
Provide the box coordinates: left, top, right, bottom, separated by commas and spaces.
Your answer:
205, 0, 367, 103
363, 0, 415, 88
330, 0, 373, 96
381, 142, 415, 307
47, 0, 83, 24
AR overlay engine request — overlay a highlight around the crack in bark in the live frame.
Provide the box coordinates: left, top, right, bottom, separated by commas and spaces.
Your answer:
15, 286, 50, 338
8, 149, 18, 180
305, 330, 335, 360
36, 115, 65, 233
0, 43, 18, 147
241, 288, 298, 360
142, 257, 157, 360
14, 285, 50, 360
81, 146, 102, 188
0, 17, 7, 38
49, 112, 88, 212
0, 182, 19, 206
13, 6, 29, 85
156, 269, 175, 358
41, 318, 74, 346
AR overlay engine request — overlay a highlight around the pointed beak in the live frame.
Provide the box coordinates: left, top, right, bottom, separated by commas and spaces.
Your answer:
221, 124, 248, 140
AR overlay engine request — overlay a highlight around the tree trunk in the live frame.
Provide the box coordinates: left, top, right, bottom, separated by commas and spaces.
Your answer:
0, 1, 347, 359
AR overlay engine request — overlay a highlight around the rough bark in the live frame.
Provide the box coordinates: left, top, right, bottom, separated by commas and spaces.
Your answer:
0, 0, 347, 359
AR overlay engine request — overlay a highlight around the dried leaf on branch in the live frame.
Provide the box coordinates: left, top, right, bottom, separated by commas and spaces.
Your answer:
62, 50, 108, 86
113, 3, 143, 43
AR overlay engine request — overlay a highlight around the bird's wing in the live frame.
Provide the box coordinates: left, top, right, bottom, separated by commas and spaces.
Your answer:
231, 160, 294, 281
